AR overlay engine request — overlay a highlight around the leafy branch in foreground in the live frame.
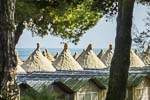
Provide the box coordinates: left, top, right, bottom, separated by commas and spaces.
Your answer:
133, 11, 150, 49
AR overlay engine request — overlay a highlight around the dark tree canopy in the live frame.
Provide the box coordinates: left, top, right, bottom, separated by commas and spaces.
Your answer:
15, 0, 117, 44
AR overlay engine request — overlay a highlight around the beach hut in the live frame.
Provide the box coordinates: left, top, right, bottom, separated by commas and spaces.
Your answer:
101, 44, 113, 67
19, 77, 106, 100
130, 50, 145, 67
54, 52, 59, 59
126, 74, 150, 100
95, 74, 150, 100
19, 83, 36, 97
56, 78, 106, 100
52, 43, 83, 70
19, 80, 73, 100
73, 52, 79, 60
15, 51, 26, 74
21, 43, 56, 72
77, 44, 106, 69
97, 49, 105, 60
140, 45, 150, 66
45, 49, 55, 61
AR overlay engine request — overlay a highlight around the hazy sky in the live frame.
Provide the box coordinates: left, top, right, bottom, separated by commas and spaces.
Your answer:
16, 4, 149, 49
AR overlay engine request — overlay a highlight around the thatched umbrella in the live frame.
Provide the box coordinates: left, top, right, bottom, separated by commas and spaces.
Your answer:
21, 43, 56, 72
45, 49, 55, 61
101, 44, 113, 67
16, 65, 27, 74
15, 51, 26, 74
54, 52, 59, 59
97, 49, 105, 59
52, 43, 83, 70
42, 51, 46, 57
16, 50, 23, 65
130, 50, 145, 67
78, 49, 85, 59
77, 44, 106, 69
73, 52, 79, 60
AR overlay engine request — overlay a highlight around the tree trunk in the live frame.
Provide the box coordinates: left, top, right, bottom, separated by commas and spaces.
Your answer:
0, 0, 19, 100
105, 0, 135, 100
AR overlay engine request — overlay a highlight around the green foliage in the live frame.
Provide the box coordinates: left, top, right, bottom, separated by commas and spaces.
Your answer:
21, 86, 56, 100
15, 0, 39, 23
15, 0, 116, 44
133, 11, 150, 48
14, 0, 150, 45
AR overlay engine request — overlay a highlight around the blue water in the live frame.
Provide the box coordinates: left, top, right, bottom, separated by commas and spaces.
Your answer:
16, 48, 105, 61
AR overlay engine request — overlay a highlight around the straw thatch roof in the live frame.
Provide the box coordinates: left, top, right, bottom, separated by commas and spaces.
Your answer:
45, 49, 55, 61
21, 43, 56, 72
78, 49, 85, 59
77, 44, 106, 69
52, 43, 83, 70
101, 44, 113, 67
73, 52, 79, 60
130, 50, 145, 67
16, 65, 27, 74
42, 51, 46, 57
15, 51, 26, 74
16, 50, 23, 65
54, 52, 59, 59
97, 49, 105, 59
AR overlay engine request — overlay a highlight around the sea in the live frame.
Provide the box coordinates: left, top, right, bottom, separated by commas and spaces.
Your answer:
17, 48, 105, 61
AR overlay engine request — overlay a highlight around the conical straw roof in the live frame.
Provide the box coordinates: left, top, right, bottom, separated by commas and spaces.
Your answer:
77, 44, 106, 69
97, 49, 105, 59
78, 49, 85, 59
45, 49, 55, 61
21, 43, 56, 72
52, 43, 83, 70
16, 50, 23, 65
42, 51, 46, 57
101, 44, 113, 67
73, 52, 79, 60
54, 52, 59, 59
15, 51, 26, 74
130, 50, 145, 67
16, 65, 27, 74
